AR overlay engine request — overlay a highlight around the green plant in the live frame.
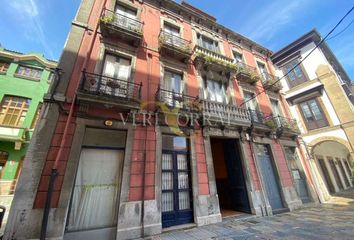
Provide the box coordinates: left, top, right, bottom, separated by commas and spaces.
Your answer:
100, 15, 114, 24
197, 53, 236, 71
265, 120, 276, 129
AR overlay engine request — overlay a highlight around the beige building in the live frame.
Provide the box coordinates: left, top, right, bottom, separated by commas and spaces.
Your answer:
271, 29, 354, 202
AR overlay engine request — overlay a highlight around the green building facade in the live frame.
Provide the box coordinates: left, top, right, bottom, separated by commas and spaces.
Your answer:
0, 47, 56, 191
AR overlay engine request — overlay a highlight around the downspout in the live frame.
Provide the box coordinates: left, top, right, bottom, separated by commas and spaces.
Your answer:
40, 1, 107, 239
247, 139, 268, 216
140, 51, 152, 238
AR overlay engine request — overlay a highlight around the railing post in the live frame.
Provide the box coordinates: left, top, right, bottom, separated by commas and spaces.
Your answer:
97, 74, 102, 93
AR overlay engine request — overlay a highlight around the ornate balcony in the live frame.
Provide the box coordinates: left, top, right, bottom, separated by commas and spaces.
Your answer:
193, 46, 236, 74
236, 62, 261, 84
100, 8, 143, 46
77, 71, 142, 109
159, 31, 192, 62
202, 100, 251, 127
273, 115, 300, 137
155, 86, 200, 113
261, 72, 283, 92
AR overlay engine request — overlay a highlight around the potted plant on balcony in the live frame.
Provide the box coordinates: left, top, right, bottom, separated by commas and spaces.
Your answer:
265, 119, 277, 130
100, 15, 114, 24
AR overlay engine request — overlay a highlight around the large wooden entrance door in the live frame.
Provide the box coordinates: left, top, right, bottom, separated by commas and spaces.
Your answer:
223, 139, 251, 213
255, 144, 284, 211
161, 151, 193, 228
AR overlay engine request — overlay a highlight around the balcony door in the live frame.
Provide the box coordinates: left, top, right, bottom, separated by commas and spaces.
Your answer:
244, 92, 259, 122
163, 70, 183, 108
207, 79, 226, 103
116, 4, 137, 19
163, 23, 181, 47
101, 54, 131, 97
257, 62, 268, 81
270, 99, 282, 126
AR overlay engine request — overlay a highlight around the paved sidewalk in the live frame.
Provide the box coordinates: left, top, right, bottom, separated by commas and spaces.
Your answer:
148, 188, 354, 240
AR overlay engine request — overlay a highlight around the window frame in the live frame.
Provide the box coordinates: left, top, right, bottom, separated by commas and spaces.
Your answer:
15, 65, 43, 81
0, 61, 10, 74
232, 51, 244, 64
298, 97, 328, 131
283, 59, 308, 87
197, 33, 219, 53
0, 96, 31, 127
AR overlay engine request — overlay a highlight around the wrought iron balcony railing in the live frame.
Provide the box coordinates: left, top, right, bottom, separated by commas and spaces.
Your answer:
261, 72, 282, 91
236, 62, 261, 83
80, 71, 142, 101
202, 100, 251, 124
155, 87, 200, 112
159, 31, 192, 54
100, 8, 143, 34
248, 109, 266, 125
273, 115, 300, 132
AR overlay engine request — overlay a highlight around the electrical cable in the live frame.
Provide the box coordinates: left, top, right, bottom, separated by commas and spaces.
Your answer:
240, 6, 354, 107
327, 19, 354, 41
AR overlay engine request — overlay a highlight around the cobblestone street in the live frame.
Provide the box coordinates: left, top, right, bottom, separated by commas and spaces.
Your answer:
149, 188, 354, 240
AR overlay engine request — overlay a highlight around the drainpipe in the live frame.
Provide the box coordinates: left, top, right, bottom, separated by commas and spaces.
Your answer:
247, 139, 268, 216
40, 1, 107, 239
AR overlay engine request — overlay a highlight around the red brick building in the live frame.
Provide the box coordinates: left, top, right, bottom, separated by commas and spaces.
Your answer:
5, 1, 318, 239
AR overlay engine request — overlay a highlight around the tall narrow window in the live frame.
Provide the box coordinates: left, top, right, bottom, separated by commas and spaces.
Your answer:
0, 96, 31, 127
163, 23, 181, 47
257, 62, 268, 81
233, 51, 243, 63
0, 151, 8, 177
206, 79, 226, 103
116, 4, 137, 19
197, 34, 219, 53
270, 99, 282, 117
244, 91, 260, 121
163, 70, 183, 107
0, 61, 10, 74
299, 98, 328, 130
102, 54, 131, 81
284, 59, 307, 87
15, 66, 43, 80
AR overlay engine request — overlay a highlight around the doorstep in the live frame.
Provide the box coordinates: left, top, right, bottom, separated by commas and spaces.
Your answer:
162, 223, 197, 233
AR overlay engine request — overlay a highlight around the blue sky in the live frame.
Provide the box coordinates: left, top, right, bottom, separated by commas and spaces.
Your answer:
0, 0, 353, 79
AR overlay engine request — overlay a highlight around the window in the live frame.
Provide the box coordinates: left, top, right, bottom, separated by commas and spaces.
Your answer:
284, 59, 307, 87
48, 72, 56, 83
163, 70, 183, 107
206, 79, 226, 103
233, 51, 243, 63
197, 34, 219, 53
15, 66, 43, 80
0, 61, 10, 74
244, 91, 260, 121
163, 23, 182, 47
0, 96, 31, 127
164, 23, 180, 36
102, 54, 131, 80
270, 99, 282, 117
0, 151, 8, 177
115, 4, 137, 19
257, 62, 268, 80
30, 103, 42, 129
299, 98, 328, 130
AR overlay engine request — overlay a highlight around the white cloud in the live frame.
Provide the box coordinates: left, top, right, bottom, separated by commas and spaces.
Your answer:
7, 0, 55, 59
240, 0, 309, 43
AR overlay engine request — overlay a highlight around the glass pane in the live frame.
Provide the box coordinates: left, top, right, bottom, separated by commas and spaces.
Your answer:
178, 172, 189, 189
162, 154, 173, 170
178, 191, 190, 210
309, 100, 323, 120
300, 103, 313, 121
162, 192, 174, 212
162, 172, 173, 190
162, 135, 187, 151
177, 154, 187, 170
294, 66, 303, 78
